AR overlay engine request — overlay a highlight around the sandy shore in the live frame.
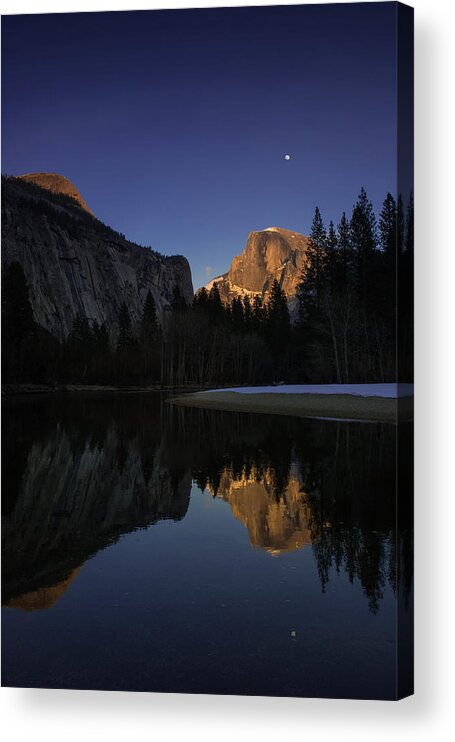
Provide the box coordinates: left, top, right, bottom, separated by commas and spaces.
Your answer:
170, 390, 413, 423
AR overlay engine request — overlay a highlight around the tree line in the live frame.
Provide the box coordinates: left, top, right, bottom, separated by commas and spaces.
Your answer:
295, 188, 413, 383
2, 187, 413, 387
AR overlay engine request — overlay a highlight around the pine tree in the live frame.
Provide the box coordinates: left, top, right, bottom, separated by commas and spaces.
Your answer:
379, 193, 397, 257
193, 287, 209, 312
70, 313, 93, 348
117, 302, 134, 351
308, 206, 327, 308
295, 206, 327, 324
267, 279, 290, 350
139, 291, 160, 384
1, 262, 35, 344
230, 296, 244, 332
93, 321, 110, 353
66, 313, 95, 382
350, 187, 377, 306
401, 192, 414, 381
378, 193, 398, 311
326, 220, 339, 293
90, 320, 111, 383
405, 193, 414, 255
207, 282, 224, 323
397, 194, 405, 255
295, 278, 306, 327
171, 285, 188, 312
1, 261, 37, 382
251, 295, 264, 332
337, 211, 351, 289
141, 290, 159, 343
242, 294, 252, 331
350, 187, 377, 253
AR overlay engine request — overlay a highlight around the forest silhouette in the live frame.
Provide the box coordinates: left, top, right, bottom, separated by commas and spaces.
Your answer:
2, 188, 413, 388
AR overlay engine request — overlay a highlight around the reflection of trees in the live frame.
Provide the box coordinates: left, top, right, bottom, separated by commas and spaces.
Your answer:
170, 406, 413, 613
302, 422, 413, 613
310, 524, 393, 613
295, 423, 402, 613
2, 394, 191, 606
2, 395, 413, 614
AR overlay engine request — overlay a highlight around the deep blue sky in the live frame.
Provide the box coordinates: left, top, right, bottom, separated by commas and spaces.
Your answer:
2, 3, 398, 289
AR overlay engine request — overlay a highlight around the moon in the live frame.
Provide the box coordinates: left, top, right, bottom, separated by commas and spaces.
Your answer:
284, 154, 291, 160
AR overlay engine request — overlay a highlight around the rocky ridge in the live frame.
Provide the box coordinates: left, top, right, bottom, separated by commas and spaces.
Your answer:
18, 172, 94, 215
2, 175, 194, 339
205, 226, 310, 312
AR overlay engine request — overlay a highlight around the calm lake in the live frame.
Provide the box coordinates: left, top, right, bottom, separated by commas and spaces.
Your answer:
1, 393, 413, 699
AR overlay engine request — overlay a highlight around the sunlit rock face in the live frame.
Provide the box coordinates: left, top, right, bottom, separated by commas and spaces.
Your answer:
205, 227, 310, 313
2, 175, 194, 339
211, 464, 312, 555
18, 172, 94, 215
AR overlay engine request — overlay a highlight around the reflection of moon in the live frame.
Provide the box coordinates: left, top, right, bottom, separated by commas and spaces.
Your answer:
285, 154, 291, 160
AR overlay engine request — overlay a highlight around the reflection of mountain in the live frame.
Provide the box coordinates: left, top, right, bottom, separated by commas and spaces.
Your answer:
212, 465, 312, 555
2, 394, 413, 615
4, 569, 81, 611
2, 405, 191, 605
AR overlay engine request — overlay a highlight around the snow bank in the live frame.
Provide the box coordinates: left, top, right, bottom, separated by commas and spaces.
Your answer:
200, 384, 414, 399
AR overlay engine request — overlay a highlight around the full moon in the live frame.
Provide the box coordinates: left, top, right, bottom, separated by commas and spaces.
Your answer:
284, 154, 291, 160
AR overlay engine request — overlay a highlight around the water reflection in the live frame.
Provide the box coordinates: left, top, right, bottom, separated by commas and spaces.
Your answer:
2, 393, 412, 616
213, 463, 312, 555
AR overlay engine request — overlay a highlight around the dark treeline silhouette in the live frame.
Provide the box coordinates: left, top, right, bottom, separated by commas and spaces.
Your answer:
2, 187, 413, 387
295, 188, 413, 382
3, 393, 413, 612
1, 261, 61, 384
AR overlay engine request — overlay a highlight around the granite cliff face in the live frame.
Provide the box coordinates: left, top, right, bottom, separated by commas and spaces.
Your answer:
205, 226, 310, 310
1, 175, 193, 340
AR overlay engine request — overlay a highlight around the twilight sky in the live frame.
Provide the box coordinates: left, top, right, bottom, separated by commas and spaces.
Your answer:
2, 3, 398, 289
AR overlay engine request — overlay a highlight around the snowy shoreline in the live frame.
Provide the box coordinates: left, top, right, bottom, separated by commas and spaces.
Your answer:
171, 384, 414, 423
200, 383, 414, 399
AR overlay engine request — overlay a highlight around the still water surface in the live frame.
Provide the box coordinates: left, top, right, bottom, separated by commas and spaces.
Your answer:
1, 393, 412, 698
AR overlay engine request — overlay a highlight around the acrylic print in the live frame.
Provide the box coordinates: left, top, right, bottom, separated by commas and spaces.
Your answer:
1, 3, 414, 699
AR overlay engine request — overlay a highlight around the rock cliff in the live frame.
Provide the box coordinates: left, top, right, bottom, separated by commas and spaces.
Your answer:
205, 226, 310, 311
1, 175, 194, 340
18, 172, 94, 215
